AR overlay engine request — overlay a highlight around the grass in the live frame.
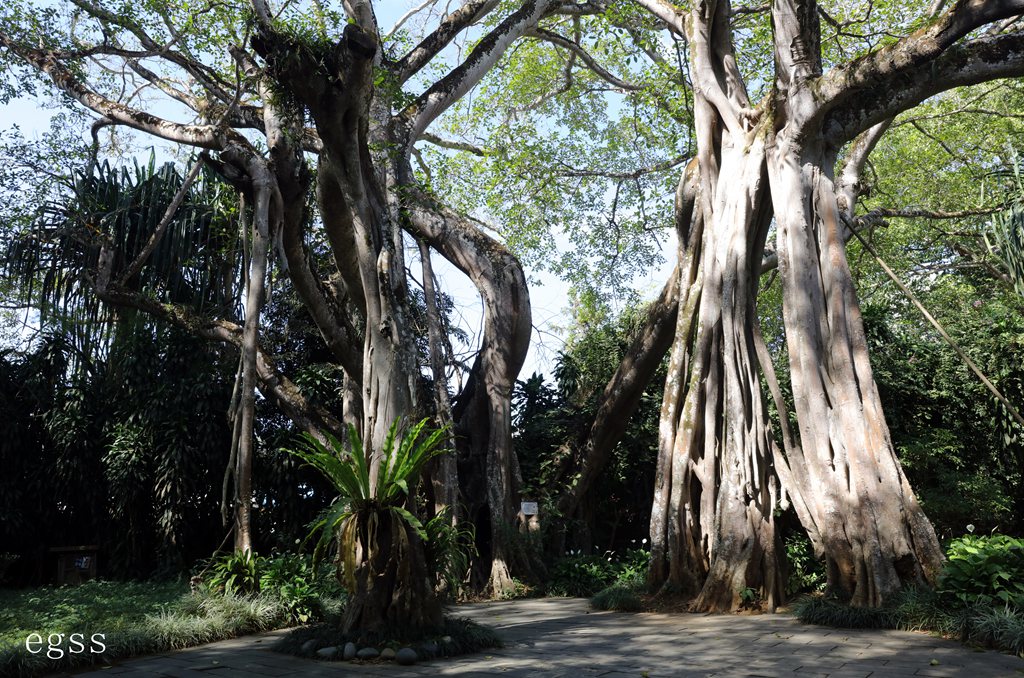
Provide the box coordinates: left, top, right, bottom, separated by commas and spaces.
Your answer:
792, 587, 1024, 657
0, 580, 186, 648
0, 583, 292, 678
590, 585, 644, 612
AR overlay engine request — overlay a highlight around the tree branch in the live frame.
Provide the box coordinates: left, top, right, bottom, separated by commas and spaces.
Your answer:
554, 154, 689, 179
419, 131, 489, 156
0, 32, 242, 150
402, 0, 560, 142
818, 0, 1024, 126
527, 27, 643, 91
98, 285, 343, 437
68, 0, 237, 104
860, 205, 1005, 220
632, 0, 688, 37
393, 0, 500, 83
118, 158, 205, 285
823, 31, 1024, 144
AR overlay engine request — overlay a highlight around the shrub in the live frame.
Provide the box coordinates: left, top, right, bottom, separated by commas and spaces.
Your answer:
793, 587, 1024, 658
784, 533, 825, 596
938, 534, 1024, 608
547, 552, 615, 597
591, 585, 643, 612
425, 506, 477, 600
199, 550, 346, 624
206, 550, 263, 596
259, 554, 345, 624
613, 548, 650, 589
548, 547, 651, 597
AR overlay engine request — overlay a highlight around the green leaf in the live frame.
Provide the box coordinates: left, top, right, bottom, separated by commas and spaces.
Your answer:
392, 506, 426, 540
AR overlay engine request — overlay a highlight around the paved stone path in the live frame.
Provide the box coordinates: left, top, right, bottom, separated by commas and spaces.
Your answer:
73, 598, 1024, 677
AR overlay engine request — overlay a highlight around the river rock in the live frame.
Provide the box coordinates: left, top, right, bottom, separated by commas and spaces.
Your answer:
380, 647, 396, 660
396, 647, 418, 665
316, 646, 339, 659
356, 647, 380, 659
343, 642, 357, 660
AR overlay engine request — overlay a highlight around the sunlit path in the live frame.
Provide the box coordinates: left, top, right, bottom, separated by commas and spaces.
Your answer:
72, 598, 1024, 678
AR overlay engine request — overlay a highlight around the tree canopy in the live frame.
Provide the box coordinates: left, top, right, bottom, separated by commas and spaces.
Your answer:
3, 0, 1024, 629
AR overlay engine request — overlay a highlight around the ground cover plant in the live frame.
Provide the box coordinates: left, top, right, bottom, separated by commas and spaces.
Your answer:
0, 552, 347, 678
551, 546, 649, 598
0, 580, 186, 649
793, 534, 1024, 657
201, 551, 347, 624
0, 583, 287, 678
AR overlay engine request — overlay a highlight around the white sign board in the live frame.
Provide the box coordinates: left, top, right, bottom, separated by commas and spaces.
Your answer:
521, 501, 539, 516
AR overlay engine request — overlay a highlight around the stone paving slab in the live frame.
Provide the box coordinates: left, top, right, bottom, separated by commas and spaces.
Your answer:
66, 598, 1024, 677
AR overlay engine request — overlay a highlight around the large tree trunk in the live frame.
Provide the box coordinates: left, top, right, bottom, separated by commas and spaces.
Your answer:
419, 240, 459, 519
767, 139, 943, 605
406, 194, 534, 596
249, 22, 442, 630
763, 0, 944, 606
342, 510, 442, 634
648, 0, 788, 609
649, 161, 707, 595
650, 131, 785, 611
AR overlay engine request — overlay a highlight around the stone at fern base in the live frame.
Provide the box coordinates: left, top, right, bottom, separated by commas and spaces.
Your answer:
380, 647, 396, 660
396, 647, 418, 665
343, 642, 357, 660
315, 646, 338, 659
356, 647, 380, 659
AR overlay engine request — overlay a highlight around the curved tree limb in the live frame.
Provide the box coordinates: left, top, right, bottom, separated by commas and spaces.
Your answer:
260, 82, 365, 383
0, 32, 243, 150
823, 31, 1024, 145
632, 0, 688, 37
68, 0, 237, 104
96, 285, 342, 439
527, 27, 643, 91
393, 0, 501, 83
118, 158, 205, 285
554, 262, 679, 521
820, 0, 1024, 105
402, 0, 561, 141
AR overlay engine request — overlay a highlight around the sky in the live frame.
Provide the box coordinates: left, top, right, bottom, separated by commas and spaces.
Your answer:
0, 0, 677, 382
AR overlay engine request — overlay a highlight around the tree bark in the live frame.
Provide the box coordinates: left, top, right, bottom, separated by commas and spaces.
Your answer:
419, 239, 459, 519
767, 139, 944, 605
650, 131, 786, 610
763, 0, 944, 606
342, 510, 443, 635
645, 0, 789, 609
406, 195, 533, 596
229, 153, 275, 553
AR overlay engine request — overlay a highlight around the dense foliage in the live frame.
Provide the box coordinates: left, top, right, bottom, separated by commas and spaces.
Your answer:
513, 302, 665, 550
939, 534, 1024, 609
0, 160, 341, 583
